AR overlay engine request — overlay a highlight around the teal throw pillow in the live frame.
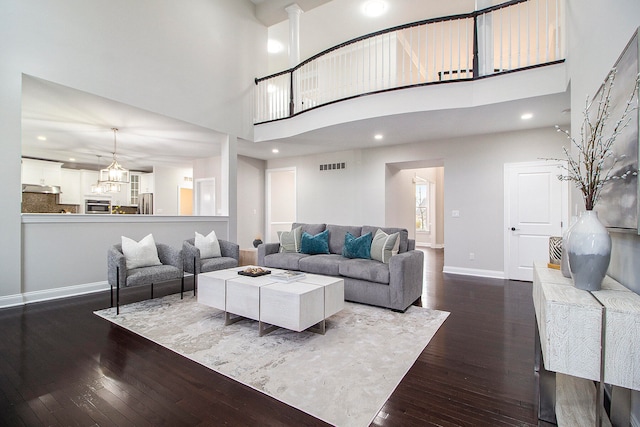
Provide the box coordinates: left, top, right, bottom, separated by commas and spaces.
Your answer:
370, 229, 399, 264
300, 229, 330, 255
342, 232, 372, 259
278, 226, 302, 253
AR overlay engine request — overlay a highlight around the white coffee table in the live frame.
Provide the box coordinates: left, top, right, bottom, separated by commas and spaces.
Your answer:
197, 266, 344, 336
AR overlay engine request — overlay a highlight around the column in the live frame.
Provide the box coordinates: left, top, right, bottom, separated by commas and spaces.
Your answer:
285, 3, 302, 68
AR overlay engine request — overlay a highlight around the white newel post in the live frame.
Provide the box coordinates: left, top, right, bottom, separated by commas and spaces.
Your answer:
475, 0, 494, 77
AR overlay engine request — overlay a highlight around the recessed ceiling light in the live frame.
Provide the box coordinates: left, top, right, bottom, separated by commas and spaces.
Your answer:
69, 158, 76, 162
521, 113, 533, 120
362, 0, 387, 17
272, 149, 279, 154
374, 134, 383, 140
267, 39, 283, 54
37, 136, 47, 141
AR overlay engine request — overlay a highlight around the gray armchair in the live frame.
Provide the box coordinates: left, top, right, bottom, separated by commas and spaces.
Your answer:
107, 243, 184, 314
183, 238, 239, 293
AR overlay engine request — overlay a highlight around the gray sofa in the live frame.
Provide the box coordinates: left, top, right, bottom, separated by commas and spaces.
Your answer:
257, 223, 423, 312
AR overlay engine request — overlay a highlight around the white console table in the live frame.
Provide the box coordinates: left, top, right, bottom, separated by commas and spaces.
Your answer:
533, 262, 640, 426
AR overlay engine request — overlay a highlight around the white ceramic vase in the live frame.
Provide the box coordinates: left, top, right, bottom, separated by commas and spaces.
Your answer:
567, 210, 611, 291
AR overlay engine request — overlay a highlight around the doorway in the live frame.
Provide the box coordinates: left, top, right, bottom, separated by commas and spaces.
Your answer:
265, 168, 296, 243
179, 187, 193, 215
414, 175, 437, 247
195, 178, 216, 216
385, 162, 444, 249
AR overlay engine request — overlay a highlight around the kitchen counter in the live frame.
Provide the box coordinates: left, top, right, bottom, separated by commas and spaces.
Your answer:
21, 213, 227, 224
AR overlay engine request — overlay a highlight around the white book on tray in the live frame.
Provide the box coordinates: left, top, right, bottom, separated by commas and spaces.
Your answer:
272, 270, 306, 282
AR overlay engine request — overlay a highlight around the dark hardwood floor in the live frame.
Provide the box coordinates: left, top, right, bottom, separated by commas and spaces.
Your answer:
0, 249, 542, 426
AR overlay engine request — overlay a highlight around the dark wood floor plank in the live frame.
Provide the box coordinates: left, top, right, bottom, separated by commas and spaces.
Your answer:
0, 249, 541, 426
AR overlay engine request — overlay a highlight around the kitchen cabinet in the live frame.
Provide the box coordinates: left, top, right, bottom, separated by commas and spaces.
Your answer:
110, 182, 130, 207
140, 173, 154, 194
59, 169, 81, 205
21, 158, 62, 186
80, 170, 99, 195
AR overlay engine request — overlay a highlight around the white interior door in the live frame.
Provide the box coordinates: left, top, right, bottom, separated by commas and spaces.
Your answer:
195, 178, 216, 216
504, 161, 567, 281
265, 168, 296, 243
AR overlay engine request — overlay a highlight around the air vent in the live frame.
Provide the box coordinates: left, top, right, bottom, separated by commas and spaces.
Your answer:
319, 162, 346, 171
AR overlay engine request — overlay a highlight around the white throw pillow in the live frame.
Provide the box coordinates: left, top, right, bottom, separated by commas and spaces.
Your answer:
195, 230, 221, 259
121, 234, 162, 269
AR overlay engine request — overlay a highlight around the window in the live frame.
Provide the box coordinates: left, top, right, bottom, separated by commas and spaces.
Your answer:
130, 173, 140, 205
415, 183, 429, 232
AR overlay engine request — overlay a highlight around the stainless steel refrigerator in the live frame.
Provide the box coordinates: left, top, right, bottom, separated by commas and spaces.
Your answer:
138, 193, 153, 214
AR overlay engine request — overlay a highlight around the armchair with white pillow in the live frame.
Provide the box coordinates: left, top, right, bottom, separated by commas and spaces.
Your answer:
107, 233, 184, 314
182, 230, 239, 293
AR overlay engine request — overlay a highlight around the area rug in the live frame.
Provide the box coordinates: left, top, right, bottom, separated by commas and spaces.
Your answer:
94, 294, 448, 426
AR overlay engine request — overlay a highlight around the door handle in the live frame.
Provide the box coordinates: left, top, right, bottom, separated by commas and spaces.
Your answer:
510, 227, 520, 231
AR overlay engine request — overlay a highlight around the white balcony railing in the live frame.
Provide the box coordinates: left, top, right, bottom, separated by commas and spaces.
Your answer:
254, 0, 563, 124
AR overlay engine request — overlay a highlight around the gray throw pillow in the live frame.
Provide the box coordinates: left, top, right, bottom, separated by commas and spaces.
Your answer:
370, 229, 399, 264
278, 226, 302, 253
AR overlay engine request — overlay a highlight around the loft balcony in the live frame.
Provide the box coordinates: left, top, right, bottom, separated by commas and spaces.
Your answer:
253, 0, 566, 142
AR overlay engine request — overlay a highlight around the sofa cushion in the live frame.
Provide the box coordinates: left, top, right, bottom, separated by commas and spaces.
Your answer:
326, 224, 362, 255
370, 229, 399, 264
299, 254, 344, 276
200, 256, 238, 273
126, 264, 182, 287
301, 230, 330, 255
339, 258, 390, 285
342, 232, 372, 259
263, 252, 310, 270
292, 223, 326, 236
362, 226, 409, 253
278, 226, 302, 253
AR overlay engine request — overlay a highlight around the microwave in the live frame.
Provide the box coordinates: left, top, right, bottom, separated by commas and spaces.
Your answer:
85, 199, 111, 214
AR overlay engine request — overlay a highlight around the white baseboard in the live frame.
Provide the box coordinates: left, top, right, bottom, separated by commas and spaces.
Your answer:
442, 266, 505, 279
416, 243, 444, 249
0, 281, 110, 309
0, 294, 26, 309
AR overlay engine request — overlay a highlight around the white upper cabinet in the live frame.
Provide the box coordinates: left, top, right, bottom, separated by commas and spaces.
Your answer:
21, 158, 63, 186
59, 169, 82, 205
140, 173, 154, 194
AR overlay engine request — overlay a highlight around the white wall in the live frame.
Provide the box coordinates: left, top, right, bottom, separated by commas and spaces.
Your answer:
0, 0, 266, 298
237, 155, 266, 249
153, 166, 193, 215
267, 127, 565, 276
565, 0, 640, 422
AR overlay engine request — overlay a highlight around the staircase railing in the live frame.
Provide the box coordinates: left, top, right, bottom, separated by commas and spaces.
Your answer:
254, 0, 563, 124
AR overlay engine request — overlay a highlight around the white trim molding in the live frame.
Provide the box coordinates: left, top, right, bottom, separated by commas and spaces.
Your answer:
0, 281, 109, 309
443, 266, 505, 279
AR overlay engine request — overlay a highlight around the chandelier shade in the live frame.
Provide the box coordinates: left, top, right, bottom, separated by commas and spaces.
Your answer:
99, 128, 129, 192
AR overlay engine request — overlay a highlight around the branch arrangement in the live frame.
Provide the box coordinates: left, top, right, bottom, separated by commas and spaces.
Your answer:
551, 68, 640, 210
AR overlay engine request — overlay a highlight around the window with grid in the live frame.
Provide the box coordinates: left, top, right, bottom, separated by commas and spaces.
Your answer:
130, 174, 140, 205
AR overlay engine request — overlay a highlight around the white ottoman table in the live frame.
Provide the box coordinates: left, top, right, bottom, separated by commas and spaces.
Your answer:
197, 267, 344, 336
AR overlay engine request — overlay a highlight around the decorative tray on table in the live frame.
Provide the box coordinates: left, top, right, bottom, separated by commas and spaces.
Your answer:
237, 267, 271, 277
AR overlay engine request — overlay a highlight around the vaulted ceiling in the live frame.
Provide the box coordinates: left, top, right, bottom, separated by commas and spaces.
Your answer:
21, 0, 569, 170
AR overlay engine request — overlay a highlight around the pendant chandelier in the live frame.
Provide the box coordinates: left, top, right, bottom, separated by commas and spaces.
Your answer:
90, 155, 107, 194
99, 128, 130, 192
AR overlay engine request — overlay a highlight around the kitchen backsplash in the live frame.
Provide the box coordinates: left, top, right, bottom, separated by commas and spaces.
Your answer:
22, 193, 79, 213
